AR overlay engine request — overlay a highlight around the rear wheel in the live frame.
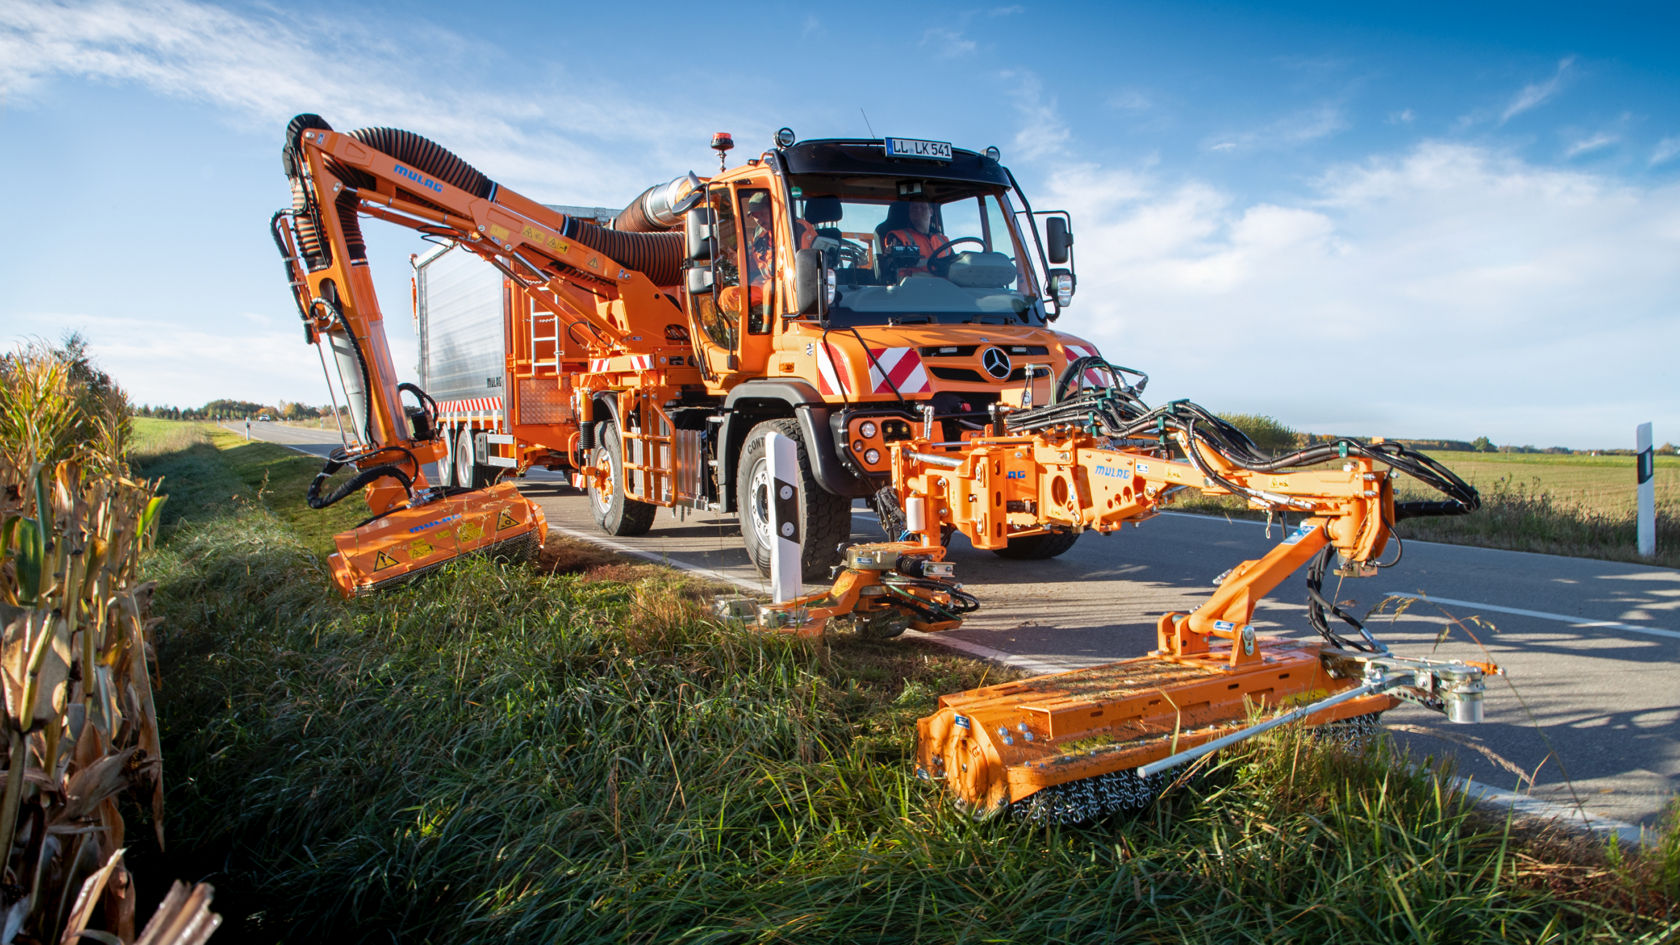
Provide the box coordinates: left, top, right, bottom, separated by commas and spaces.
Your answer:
992, 530, 1080, 560
590, 421, 657, 536
737, 418, 850, 579
454, 427, 483, 489
436, 428, 457, 488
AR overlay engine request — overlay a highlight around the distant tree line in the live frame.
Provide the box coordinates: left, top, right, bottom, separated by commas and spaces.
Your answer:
1218, 414, 1654, 458
135, 400, 344, 421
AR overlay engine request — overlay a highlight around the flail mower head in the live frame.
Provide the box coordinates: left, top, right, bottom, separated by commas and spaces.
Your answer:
327, 481, 547, 596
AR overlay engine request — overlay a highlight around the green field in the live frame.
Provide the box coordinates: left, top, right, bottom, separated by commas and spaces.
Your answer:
1176, 447, 1679, 568
1396, 449, 1679, 515
127, 420, 1679, 943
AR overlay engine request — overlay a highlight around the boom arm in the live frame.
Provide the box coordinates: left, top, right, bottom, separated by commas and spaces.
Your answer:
747, 364, 1489, 818
269, 115, 727, 593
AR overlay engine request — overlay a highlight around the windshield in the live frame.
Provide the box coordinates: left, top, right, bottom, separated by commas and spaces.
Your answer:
791, 190, 1047, 327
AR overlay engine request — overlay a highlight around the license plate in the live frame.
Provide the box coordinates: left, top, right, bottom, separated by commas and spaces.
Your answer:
884, 137, 954, 160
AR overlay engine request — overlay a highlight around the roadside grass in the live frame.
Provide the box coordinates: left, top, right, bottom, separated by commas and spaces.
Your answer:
134, 421, 1679, 942
1171, 449, 1679, 569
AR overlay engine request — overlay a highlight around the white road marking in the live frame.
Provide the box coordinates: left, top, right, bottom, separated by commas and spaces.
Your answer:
1448, 778, 1646, 846
549, 524, 1070, 678
1383, 593, 1680, 641
548, 524, 770, 594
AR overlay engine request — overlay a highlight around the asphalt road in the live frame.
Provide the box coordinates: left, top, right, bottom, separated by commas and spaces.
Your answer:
237, 422, 1679, 834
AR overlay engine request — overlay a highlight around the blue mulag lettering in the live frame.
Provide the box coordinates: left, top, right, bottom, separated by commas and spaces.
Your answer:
1092, 465, 1130, 480
394, 163, 444, 193
408, 512, 462, 534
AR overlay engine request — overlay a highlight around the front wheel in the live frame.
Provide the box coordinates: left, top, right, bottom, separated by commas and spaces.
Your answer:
737, 418, 850, 579
590, 421, 657, 536
991, 530, 1080, 560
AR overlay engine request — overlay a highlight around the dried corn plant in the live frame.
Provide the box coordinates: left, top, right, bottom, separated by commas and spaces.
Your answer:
0, 341, 216, 944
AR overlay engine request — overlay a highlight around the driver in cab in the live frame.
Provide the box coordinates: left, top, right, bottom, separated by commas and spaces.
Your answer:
882, 200, 950, 276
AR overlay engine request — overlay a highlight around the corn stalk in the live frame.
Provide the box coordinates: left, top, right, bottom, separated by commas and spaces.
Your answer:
0, 343, 213, 943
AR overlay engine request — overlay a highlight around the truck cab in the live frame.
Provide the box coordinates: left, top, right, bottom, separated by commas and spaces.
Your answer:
678, 134, 1089, 568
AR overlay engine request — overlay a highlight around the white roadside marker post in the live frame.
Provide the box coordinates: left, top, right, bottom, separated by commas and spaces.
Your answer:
1636, 422, 1655, 558
766, 432, 802, 603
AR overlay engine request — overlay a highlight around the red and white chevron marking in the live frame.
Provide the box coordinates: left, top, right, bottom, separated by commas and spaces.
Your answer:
587, 355, 656, 373
1062, 343, 1112, 388
816, 344, 852, 396
866, 347, 931, 394
437, 396, 505, 417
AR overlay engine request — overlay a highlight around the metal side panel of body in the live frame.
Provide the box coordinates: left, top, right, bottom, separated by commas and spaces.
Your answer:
674, 428, 706, 509
415, 242, 508, 411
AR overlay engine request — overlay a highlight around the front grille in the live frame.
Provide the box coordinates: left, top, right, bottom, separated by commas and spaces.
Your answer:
917, 344, 1050, 358
928, 366, 985, 383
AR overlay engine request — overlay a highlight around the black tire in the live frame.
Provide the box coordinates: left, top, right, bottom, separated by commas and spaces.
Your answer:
737, 418, 851, 579
992, 530, 1080, 560
454, 427, 485, 489
590, 421, 657, 536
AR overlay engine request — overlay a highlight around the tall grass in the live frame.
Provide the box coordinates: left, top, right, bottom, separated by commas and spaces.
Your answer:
137, 428, 1679, 943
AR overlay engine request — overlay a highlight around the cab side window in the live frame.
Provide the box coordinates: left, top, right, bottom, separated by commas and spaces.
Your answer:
694, 186, 739, 350
738, 187, 775, 334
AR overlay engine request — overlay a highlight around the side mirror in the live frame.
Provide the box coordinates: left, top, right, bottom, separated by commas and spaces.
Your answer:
686, 266, 715, 296
685, 207, 716, 263
793, 248, 830, 317
1046, 216, 1072, 264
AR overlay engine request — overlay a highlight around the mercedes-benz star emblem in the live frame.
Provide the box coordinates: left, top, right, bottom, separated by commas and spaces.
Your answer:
980, 346, 1013, 380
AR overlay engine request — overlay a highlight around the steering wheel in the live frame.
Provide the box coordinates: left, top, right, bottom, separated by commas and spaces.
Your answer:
926, 236, 986, 276
835, 238, 870, 268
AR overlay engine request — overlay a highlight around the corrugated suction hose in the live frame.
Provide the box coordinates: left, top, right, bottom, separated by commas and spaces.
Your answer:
561, 223, 684, 286
284, 114, 681, 284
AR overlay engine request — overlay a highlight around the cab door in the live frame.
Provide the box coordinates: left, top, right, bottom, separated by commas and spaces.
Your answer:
687, 180, 778, 382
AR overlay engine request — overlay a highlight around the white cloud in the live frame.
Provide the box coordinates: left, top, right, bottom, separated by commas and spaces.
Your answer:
1650, 135, 1680, 167
1204, 103, 1347, 153
1108, 89, 1153, 112
10, 310, 319, 409
1001, 69, 1070, 161
1564, 132, 1618, 159
0, 0, 746, 201
1388, 108, 1415, 125
1041, 142, 1680, 446
1500, 56, 1576, 124
920, 27, 977, 59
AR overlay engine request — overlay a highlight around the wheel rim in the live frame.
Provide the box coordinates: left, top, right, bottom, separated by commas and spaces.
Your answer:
747, 457, 774, 545
593, 445, 614, 514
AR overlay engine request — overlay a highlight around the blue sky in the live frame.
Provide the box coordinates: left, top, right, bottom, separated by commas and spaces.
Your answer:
2, 0, 1676, 449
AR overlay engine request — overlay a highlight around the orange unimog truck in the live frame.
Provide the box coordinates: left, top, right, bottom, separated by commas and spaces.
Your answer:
281, 116, 1494, 821
412, 128, 1100, 578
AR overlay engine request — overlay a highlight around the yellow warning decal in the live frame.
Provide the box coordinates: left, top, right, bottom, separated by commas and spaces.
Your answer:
373, 550, 400, 572
520, 224, 568, 254
409, 538, 435, 559
487, 223, 511, 243
457, 521, 484, 542
497, 509, 519, 531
